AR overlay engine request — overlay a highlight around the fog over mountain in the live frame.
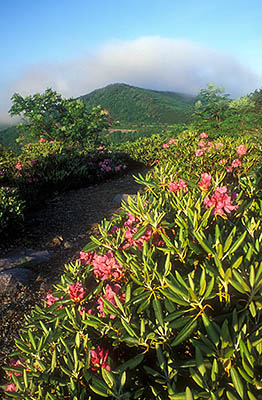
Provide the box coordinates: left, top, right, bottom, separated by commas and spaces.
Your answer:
0, 36, 261, 124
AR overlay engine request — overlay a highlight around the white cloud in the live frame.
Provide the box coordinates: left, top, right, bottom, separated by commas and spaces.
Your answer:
1, 36, 261, 124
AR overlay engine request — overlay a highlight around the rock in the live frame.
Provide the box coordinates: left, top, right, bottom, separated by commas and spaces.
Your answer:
0, 268, 36, 294
113, 193, 136, 205
0, 248, 52, 272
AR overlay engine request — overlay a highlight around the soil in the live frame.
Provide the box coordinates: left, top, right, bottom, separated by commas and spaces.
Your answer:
0, 167, 148, 370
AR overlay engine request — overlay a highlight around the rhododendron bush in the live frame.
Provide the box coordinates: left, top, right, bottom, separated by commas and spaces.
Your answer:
1, 132, 262, 399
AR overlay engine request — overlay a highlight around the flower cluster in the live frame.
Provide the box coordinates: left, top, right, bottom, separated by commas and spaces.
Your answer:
69, 282, 86, 302
92, 250, 123, 281
204, 186, 238, 216
90, 346, 110, 371
46, 291, 64, 309
97, 283, 125, 319
168, 179, 188, 194
4, 358, 25, 392
198, 173, 212, 190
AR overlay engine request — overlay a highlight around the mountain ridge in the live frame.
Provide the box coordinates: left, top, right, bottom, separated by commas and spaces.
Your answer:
80, 83, 195, 125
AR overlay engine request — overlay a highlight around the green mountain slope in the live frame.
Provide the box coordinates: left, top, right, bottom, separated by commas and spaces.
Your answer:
80, 83, 195, 125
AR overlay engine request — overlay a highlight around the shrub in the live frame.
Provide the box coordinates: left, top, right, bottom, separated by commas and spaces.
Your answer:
2, 134, 262, 399
0, 186, 25, 238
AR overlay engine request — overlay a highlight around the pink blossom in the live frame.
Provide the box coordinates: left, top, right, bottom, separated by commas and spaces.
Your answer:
46, 291, 60, 307
236, 144, 247, 156
198, 173, 212, 190
200, 132, 208, 139
207, 141, 213, 147
80, 306, 93, 318
162, 143, 169, 149
7, 359, 24, 377
69, 282, 86, 302
80, 251, 94, 265
40, 138, 45, 143
97, 283, 125, 319
122, 164, 127, 169
49, 140, 54, 144
195, 148, 205, 157
232, 158, 242, 168
97, 146, 104, 150
115, 166, 121, 172
168, 179, 187, 194
168, 138, 175, 145
215, 142, 224, 150
204, 186, 238, 216
92, 250, 123, 281
123, 225, 152, 250
226, 167, 233, 173
219, 158, 227, 165
124, 212, 139, 226
4, 384, 17, 392
90, 346, 110, 371
28, 178, 32, 183
33, 177, 39, 182
15, 162, 22, 170
198, 140, 206, 147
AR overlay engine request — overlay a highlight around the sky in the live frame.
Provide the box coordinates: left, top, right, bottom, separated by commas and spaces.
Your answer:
1, 0, 262, 123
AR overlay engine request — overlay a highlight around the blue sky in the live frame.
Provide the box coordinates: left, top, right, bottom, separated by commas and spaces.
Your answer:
1, 0, 261, 122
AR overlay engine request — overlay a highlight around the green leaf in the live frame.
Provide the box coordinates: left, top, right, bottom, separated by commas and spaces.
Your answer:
132, 225, 148, 240
121, 319, 138, 338
101, 368, 115, 389
153, 297, 164, 327
230, 367, 243, 398
195, 347, 206, 376
201, 313, 219, 346
225, 231, 247, 257
185, 386, 194, 400
89, 377, 109, 397
171, 318, 198, 347
115, 354, 144, 373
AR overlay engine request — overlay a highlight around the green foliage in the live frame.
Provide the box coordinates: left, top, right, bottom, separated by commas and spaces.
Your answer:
9, 88, 109, 147
80, 83, 195, 126
193, 83, 231, 130
2, 129, 262, 399
0, 186, 25, 238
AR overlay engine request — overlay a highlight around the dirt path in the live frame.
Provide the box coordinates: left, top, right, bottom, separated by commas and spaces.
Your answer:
0, 167, 148, 367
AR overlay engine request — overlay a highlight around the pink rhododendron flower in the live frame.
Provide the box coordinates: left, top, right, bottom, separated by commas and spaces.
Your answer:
162, 143, 169, 149
90, 346, 110, 371
204, 186, 238, 216
80, 251, 94, 265
198, 140, 206, 147
46, 291, 60, 307
92, 251, 123, 280
49, 140, 54, 144
40, 138, 45, 143
168, 179, 187, 194
7, 359, 24, 377
69, 282, 86, 302
5, 384, 17, 392
168, 138, 175, 145
195, 148, 205, 157
124, 212, 140, 226
198, 173, 212, 190
207, 141, 213, 147
200, 132, 208, 139
236, 144, 247, 156
215, 142, 224, 150
123, 225, 153, 250
226, 167, 233, 173
97, 146, 104, 150
122, 164, 127, 169
110, 225, 119, 234
15, 162, 22, 170
232, 158, 242, 168
115, 166, 121, 172
97, 283, 125, 319
219, 158, 227, 165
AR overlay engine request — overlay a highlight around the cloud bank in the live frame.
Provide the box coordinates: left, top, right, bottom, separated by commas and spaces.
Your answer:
1, 36, 261, 123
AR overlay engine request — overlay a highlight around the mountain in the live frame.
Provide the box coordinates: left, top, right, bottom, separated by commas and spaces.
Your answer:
80, 83, 195, 125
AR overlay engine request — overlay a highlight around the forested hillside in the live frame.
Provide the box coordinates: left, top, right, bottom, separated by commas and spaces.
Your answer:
80, 83, 195, 125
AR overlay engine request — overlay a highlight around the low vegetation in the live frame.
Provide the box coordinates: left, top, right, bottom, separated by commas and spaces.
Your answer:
1, 83, 262, 399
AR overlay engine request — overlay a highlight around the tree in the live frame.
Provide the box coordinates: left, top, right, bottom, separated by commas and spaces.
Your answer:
193, 83, 231, 129
9, 88, 109, 147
